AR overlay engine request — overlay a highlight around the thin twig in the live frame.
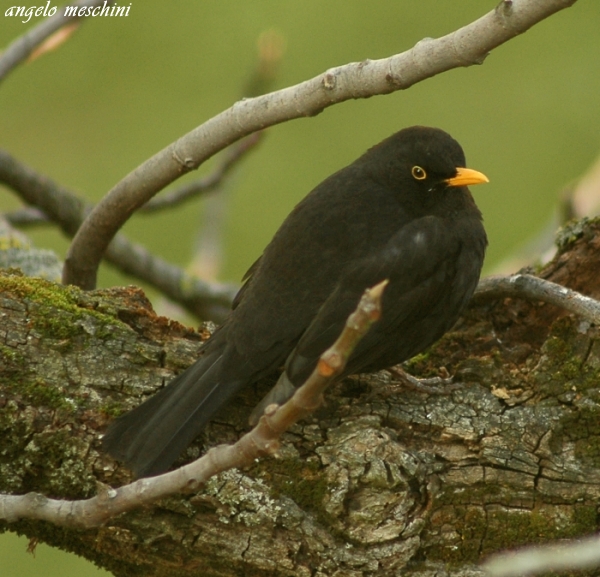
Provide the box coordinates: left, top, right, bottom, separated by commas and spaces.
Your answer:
4, 207, 50, 227
140, 30, 281, 215
186, 32, 285, 282
473, 274, 600, 325
0, 149, 87, 237
0, 0, 112, 83
2, 135, 261, 222
140, 132, 263, 213
0, 280, 386, 528
62, 0, 579, 290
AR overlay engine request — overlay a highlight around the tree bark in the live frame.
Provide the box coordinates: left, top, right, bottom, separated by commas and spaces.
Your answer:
2, 217, 600, 577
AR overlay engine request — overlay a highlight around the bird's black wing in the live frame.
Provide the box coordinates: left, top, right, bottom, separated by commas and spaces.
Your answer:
284, 214, 482, 386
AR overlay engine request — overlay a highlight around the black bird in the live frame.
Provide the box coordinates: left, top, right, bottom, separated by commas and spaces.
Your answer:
103, 126, 489, 478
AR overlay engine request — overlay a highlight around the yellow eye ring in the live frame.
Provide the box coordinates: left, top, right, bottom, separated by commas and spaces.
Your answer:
411, 166, 427, 180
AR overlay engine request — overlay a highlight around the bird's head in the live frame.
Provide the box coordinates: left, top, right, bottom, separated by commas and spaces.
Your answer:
362, 126, 489, 201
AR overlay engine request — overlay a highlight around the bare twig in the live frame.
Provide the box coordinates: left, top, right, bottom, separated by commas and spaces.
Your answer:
2, 135, 262, 221
0, 149, 237, 320
62, 0, 579, 290
27, 22, 80, 62
4, 206, 50, 227
473, 274, 600, 325
484, 533, 600, 577
140, 133, 263, 213
0, 149, 87, 237
0, 0, 112, 83
0, 280, 386, 528
186, 32, 285, 282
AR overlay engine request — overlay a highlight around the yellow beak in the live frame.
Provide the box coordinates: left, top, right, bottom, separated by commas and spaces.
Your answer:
445, 167, 489, 188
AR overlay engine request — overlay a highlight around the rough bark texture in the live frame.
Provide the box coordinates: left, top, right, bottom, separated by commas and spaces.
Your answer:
2, 217, 600, 577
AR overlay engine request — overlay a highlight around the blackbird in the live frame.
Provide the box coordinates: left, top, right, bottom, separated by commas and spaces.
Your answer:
103, 126, 489, 478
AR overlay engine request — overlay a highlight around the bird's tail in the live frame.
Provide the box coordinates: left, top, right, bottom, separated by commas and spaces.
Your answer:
102, 341, 244, 478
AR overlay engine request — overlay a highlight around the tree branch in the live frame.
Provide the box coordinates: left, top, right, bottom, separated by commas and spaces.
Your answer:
1, 133, 261, 223
62, 0, 579, 290
0, 280, 385, 528
3, 206, 50, 227
139, 132, 263, 213
0, 149, 237, 320
473, 274, 600, 326
0, 0, 111, 83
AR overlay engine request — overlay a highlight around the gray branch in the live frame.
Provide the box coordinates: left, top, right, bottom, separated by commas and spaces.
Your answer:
140, 131, 263, 213
62, 0, 578, 290
474, 273, 600, 325
0, 0, 112, 83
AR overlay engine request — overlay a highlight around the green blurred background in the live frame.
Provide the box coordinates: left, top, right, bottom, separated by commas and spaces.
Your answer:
1, 1, 599, 575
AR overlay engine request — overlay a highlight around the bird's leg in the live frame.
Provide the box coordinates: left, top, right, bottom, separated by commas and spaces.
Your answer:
387, 366, 461, 395
248, 372, 297, 426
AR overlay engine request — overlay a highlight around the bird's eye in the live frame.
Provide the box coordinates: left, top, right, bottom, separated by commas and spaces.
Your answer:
411, 166, 427, 180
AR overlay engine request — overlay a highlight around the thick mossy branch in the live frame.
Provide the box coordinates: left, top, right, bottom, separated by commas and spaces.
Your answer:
0, 281, 385, 529
1, 218, 600, 577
